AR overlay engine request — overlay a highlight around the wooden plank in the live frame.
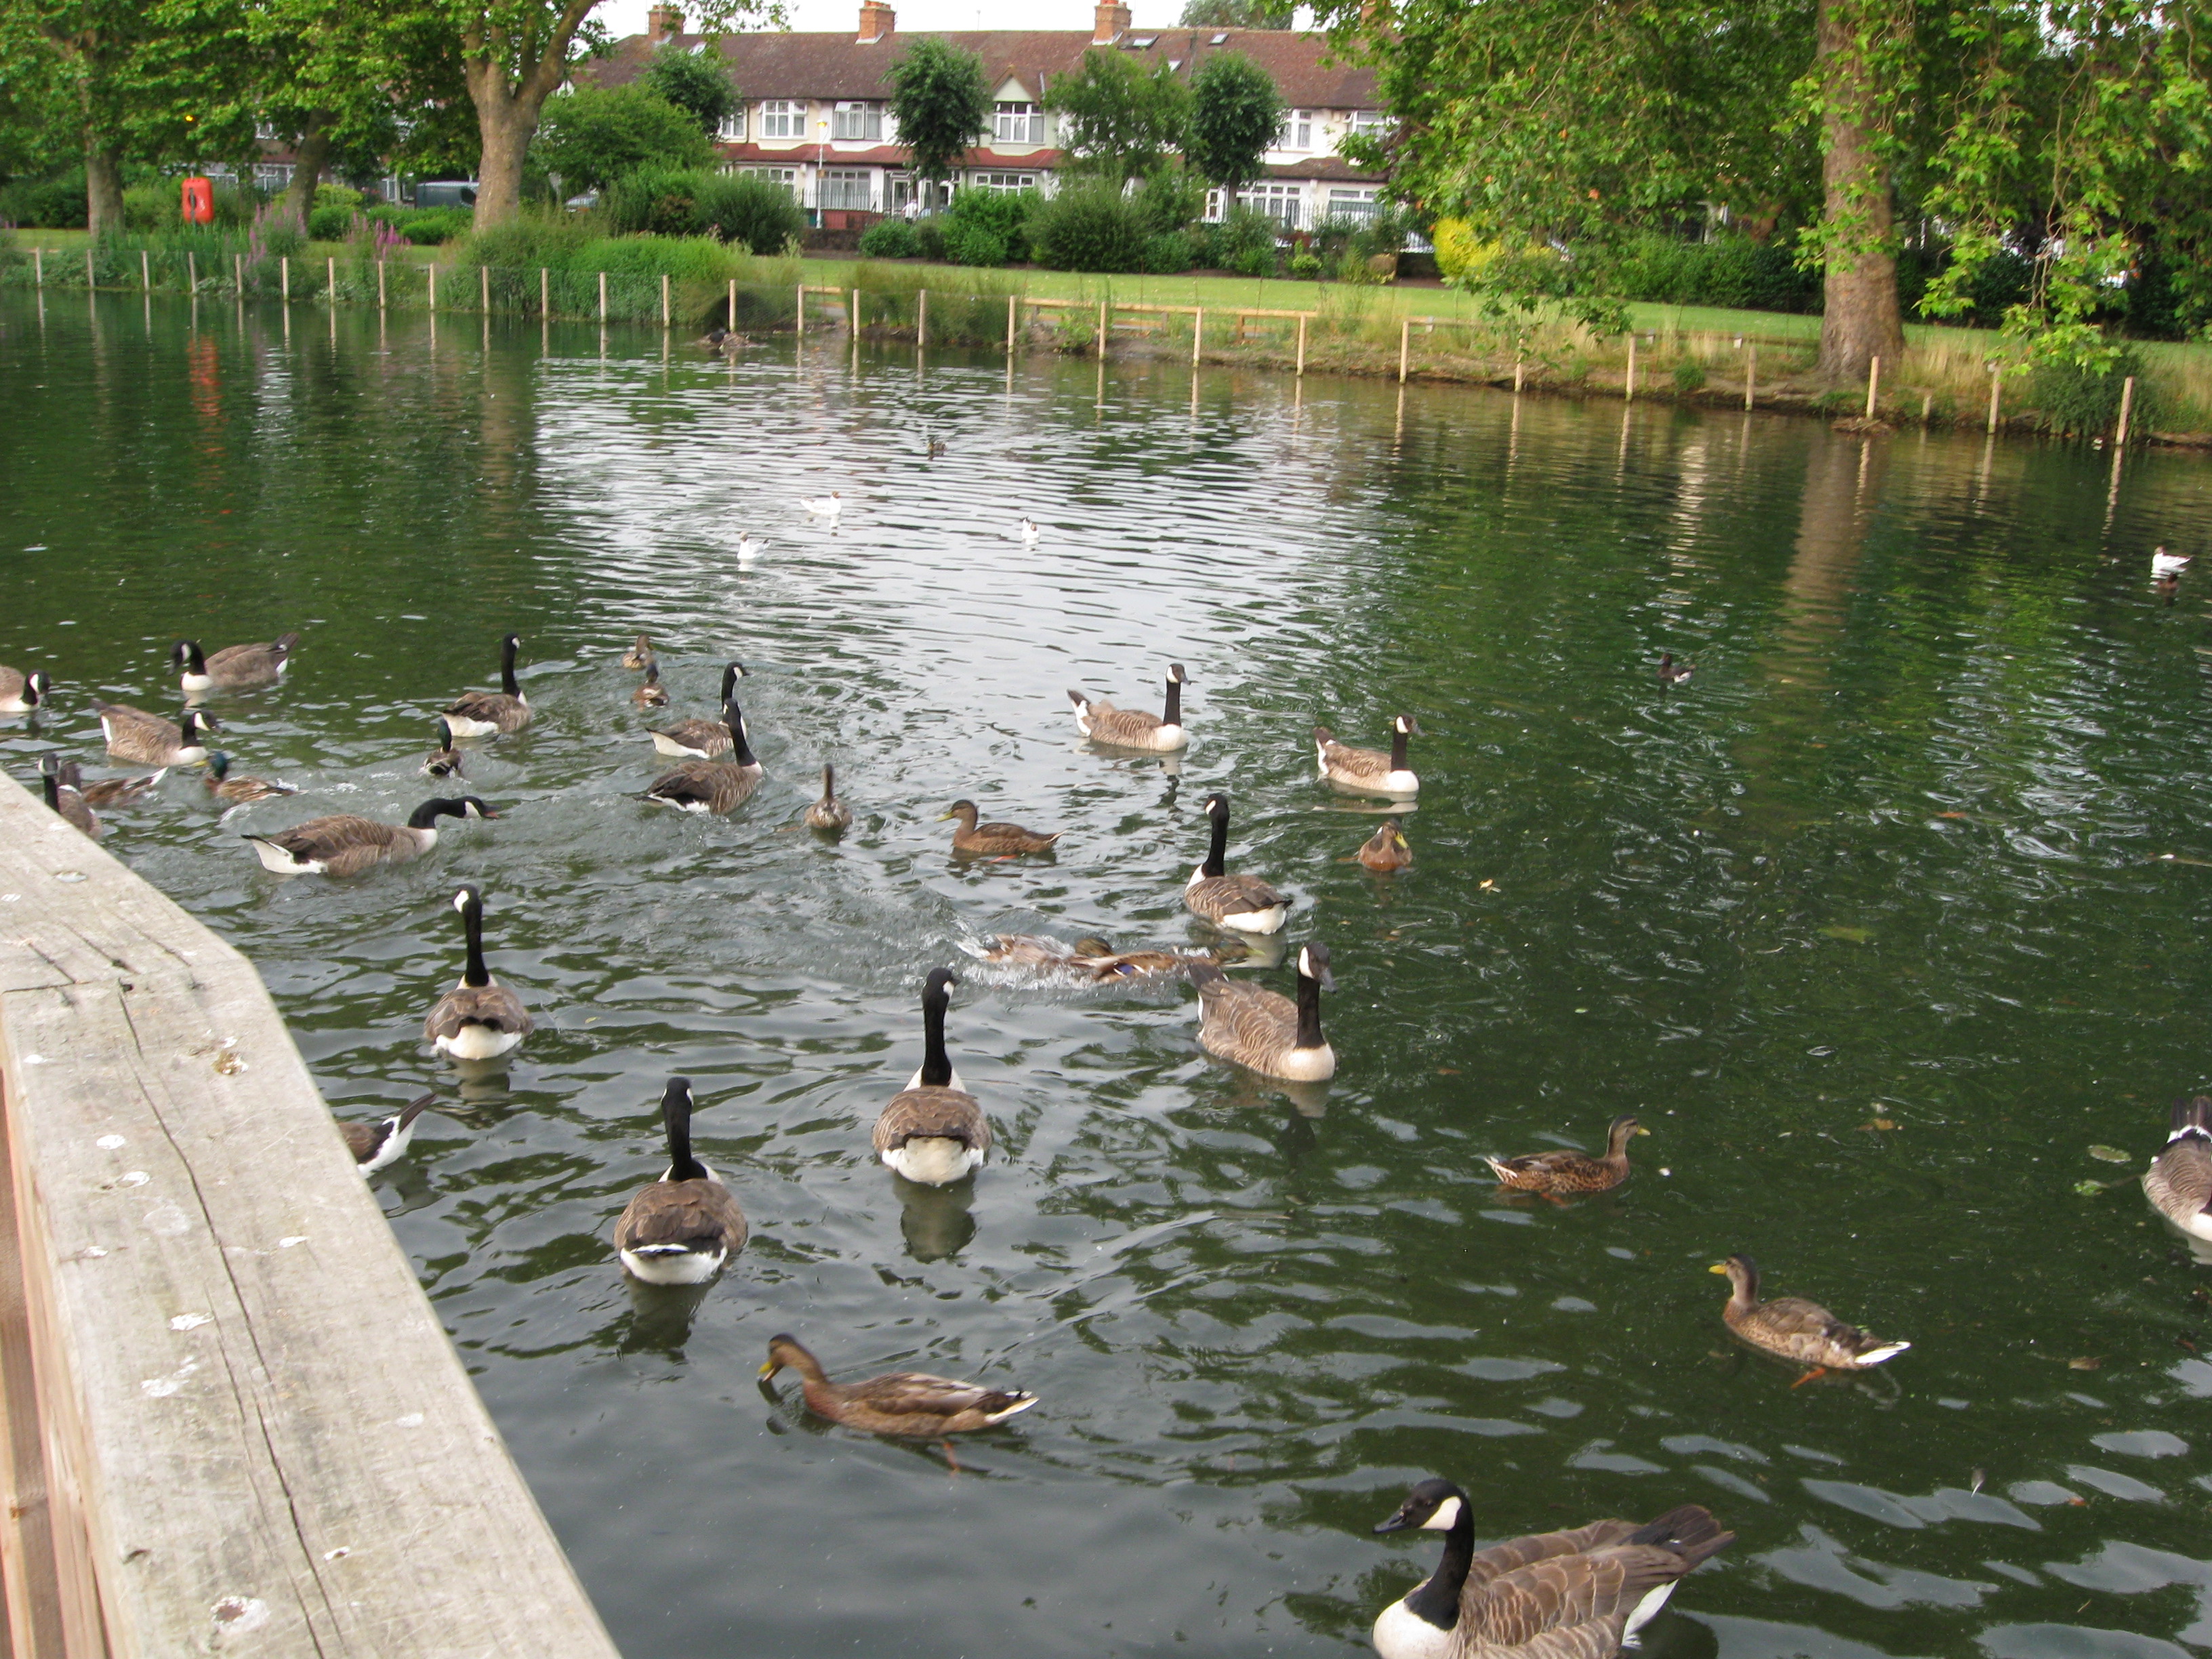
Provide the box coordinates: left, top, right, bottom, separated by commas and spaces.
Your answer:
0, 777, 617, 1658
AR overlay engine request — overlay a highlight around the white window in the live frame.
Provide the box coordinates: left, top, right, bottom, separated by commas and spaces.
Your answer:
1289, 109, 1313, 148
1235, 181, 1302, 228
1347, 109, 1390, 141
994, 101, 1043, 145
832, 100, 883, 140
253, 162, 295, 188
970, 171, 1036, 191
743, 165, 800, 198
1324, 186, 1378, 224
717, 106, 746, 140
821, 168, 874, 210
760, 100, 806, 140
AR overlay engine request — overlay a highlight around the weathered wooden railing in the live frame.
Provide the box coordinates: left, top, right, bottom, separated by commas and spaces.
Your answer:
0, 776, 618, 1657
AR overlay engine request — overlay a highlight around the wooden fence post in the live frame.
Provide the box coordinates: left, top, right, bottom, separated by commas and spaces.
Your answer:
140, 249, 149, 291
919, 288, 928, 348
849, 288, 859, 339
33, 246, 41, 287
1986, 364, 2002, 434
726, 276, 734, 329
86, 247, 95, 288
1624, 333, 1637, 401
2115, 375, 2137, 447
1194, 307, 1204, 368
1296, 313, 1306, 377
1865, 354, 1881, 419
1514, 352, 1525, 394
660, 272, 670, 327
599, 270, 608, 323
328, 255, 336, 298
1096, 298, 1106, 359
1744, 344, 1755, 409
1006, 293, 1017, 355
795, 283, 803, 335
1399, 316, 1410, 383
544, 267, 551, 316
184, 250, 193, 291
282, 255, 291, 304
483, 264, 491, 313
426, 262, 434, 310
377, 258, 386, 309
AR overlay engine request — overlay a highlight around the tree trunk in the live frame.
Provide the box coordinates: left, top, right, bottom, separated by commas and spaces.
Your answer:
1814, 0, 1904, 383
467, 62, 550, 228
85, 138, 125, 240
280, 118, 335, 225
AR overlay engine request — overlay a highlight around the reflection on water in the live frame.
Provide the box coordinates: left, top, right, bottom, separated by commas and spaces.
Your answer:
6, 293, 2212, 1658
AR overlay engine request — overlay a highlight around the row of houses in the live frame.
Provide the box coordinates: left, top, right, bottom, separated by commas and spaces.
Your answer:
588, 1, 1391, 231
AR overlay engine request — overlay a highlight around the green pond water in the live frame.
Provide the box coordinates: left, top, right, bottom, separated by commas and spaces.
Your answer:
7, 289, 2212, 1659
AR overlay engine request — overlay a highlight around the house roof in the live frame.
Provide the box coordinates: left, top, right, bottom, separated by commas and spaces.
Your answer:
588, 25, 1378, 110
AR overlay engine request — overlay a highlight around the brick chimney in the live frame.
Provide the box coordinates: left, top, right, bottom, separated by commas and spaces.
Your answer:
647, 3, 683, 41
859, 0, 895, 41
1093, 0, 1130, 41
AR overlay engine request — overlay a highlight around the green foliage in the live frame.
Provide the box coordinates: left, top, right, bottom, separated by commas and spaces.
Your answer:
1211, 205, 1279, 276
1185, 52, 1284, 194
1143, 229, 1195, 272
307, 201, 354, 239
1593, 234, 1820, 314
692, 171, 804, 252
859, 217, 921, 258
1029, 180, 1150, 272
1671, 359, 1708, 392
603, 165, 710, 236
535, 86, 716, 195
368, 204, 472, 244
1179, 0, 1294, 23
642, 43, 739, 133
943, 221, 1008, 265
914, 218, 947, 260
1289, 247, 1322, 278
1044, 48, 1191, 182
887, 35, 993, 187
948, 186, 1036, 261
1132, 165, 1204, 233
0, 169, 88, 228
123, 183, 178, 230
2030, 346, 2153, 435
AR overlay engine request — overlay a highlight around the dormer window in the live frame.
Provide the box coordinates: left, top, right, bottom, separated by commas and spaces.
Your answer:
1290, 109, 1313, 148
994, 101, 1043, 144
761, 99, 806, 138
832, 100, 884, 140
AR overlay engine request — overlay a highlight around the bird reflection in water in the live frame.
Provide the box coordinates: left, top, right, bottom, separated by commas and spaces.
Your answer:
894, 1172, 979, 1261
618, 1277, 716, 1359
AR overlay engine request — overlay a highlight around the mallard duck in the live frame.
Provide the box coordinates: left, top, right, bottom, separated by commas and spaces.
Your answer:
1711, 1255, 1909, 1384
758, 1334, 1036, 1444
872, 968, 990, 1185
804, 764, 852, 834
1189, 942, 1335, 1082
800, 491, 842, 517
422, 885, 534, 1061
2143, 1096, 2212, 1241
243, 796, 495, 876
1316, 715, 1420, 796
204, 752, 297, 804
423, 718, 464, 778
621, 633, 655, 670
172, 634, 298, 691
614, 1078, 749, 1284
97, 704, 216, 766
632, 662, 670, 707
61, 760, 161, 809
1370, 1480, 1733, 1659
2152, 546, 2191, 578
441, 633, 530, 737
940, 799, 1060, 857
1358, 819, 1412, 872
39, 754, 99, 840
1185, 793, 1290, 933
1068, 663, 1189, 752
1658, 653, 1694, 687
650, 663, 745, 757
925, 436, 947, 459
342, 1094, 434, 1174
643, 705, 764, 814
1486, 1116, 1647, 1195
0, 666, 52, 714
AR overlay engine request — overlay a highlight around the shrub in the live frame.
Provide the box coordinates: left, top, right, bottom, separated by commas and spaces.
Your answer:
2031, 346, 2153, 436
914, 219, 947, 261
1212, 206, 1279, 278
401, 207, 472, 245
1671, 360, 1708, 392
943, 220, 1008, 266
1132, 167, 1204, 234
1029, 182, 1148, 272
123, 184, 178, 231
0, 169, 88, 228
1143, 230, 1193, 272
1596, 233, 1818, 314
307, 202, 352, 240
603, 166, 705, 237
1334, 246, 1383, 285
859, 217, 920, 258
693, 171, 804, 254
948, 186, 1036, 262
1288, 247, 1321, 279
1431, 216, 1481, 283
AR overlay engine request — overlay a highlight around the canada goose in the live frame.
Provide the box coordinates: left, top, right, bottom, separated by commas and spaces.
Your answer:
2142, 1096, 2212, 1242
804, 764, 852, 833
759, 1334, 1037, 1444
1189, 942, 1335, 1082
800, 491, 842, 517
97, 703, 217, 766
204, 752, 297, 804
632, 662, 670, 707
1370, 1480, 1733, 1659
423, 718, 464, 778
1357, 819, 1412, 872
39, 754, 100, 840
172, 633, 299, 691
60, 760, 161, 809
1486, 1116, 1647, 1196
614, 1077, 749, 1284
342, 1094, 434, 1174
644, 704, 763, 814
1658, 653, 1694, 687
441, 634, 530, 737
2152, 546, 2191, 578
1068, 663, 1189, 752
621, 633, 655, 670
1017, 516, 1040, 543
1316, 715, 1420, 796
0, 667, 51, 713
423, 885, 535, 1061
243, 796, 495, 877
872, 968, 989, 1185
1711, 1255, 1909, 1385
650, 663, 746, 757
1185, 793, 1290, 934
940, 800, 1060, 857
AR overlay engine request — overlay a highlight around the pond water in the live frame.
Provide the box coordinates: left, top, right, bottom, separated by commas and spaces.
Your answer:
6, 289, 2212, 1659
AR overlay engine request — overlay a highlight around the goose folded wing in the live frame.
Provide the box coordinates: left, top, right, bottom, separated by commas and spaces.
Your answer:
874, 1088, 989, 1153
2147, 1141, 2212, 1218
1326, 741, 1390, 779
444, 691, 517, 722
425, 985, 534, 1040
1459, 1520, 1642, 1594
1464, 1543, 1688, 1649
1201, 980, 1296, 1049
1192, 874, 1288, 917
618, 1184, 746, 1253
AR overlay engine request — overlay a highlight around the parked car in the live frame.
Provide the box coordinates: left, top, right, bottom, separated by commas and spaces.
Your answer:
414, 180, 478, 210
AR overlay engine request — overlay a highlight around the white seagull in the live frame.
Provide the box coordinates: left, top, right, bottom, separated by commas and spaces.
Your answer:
1017, 517, 1040, 544
2152, 546, 2190, 578
800, 492, 842, 518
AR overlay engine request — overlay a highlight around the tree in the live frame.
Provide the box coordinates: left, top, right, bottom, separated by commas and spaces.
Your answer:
1179, 0, 1294, 26
641, 38, 735, 133
1044, 47, 1189, 184
886, 34, 990, 197
534, 82, 713, 191
1184, 50, 1282, 200
3, 0, 165, 234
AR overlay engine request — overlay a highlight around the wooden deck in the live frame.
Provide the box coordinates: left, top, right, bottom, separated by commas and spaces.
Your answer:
0, 775, 619, 1656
